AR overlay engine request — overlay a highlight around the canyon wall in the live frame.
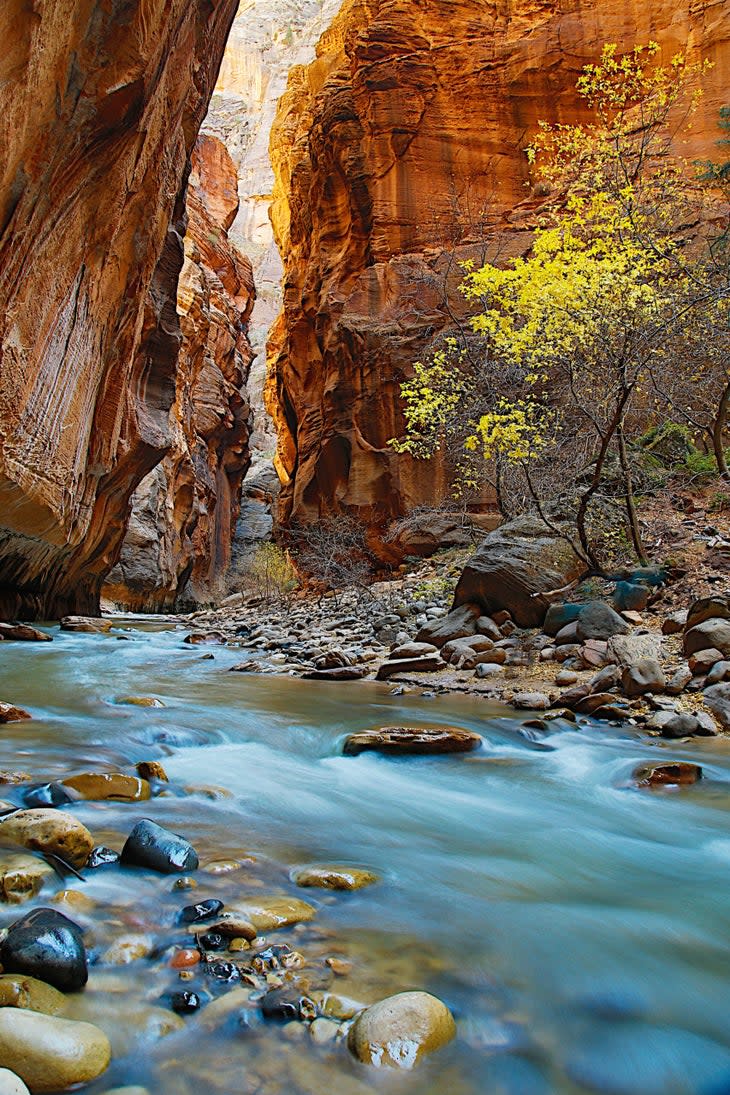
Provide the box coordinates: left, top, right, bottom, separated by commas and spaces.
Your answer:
103, 135, 255, 612
0, 0, 239, 619
267, 0, 730, 551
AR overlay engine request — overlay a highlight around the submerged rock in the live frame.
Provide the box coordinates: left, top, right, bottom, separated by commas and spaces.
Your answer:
0, 809, 93, 869
135, 761, 169, 782
120, 819, 198, 874
0, 908, 87, 991
293, 866, 378, 891
633, 763, 702, 788
226, 896, 315, 932
115, 696, 165, 707
0, 854, 53, 905
86, 846, 120, 869
347, 990, 456, 1069
0, 1010, 110, 1093
343, 726, 482, 756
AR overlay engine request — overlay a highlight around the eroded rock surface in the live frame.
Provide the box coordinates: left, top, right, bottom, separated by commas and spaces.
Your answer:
266, 0, 730, 548
0, 0, 239, 619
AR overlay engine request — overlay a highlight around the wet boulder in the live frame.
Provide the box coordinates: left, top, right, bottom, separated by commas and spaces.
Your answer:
60, 773, 151, 803
60, 616, 112, 633
0, 908, 87, 991
0, 854, 53, 905
0, 1010, 110, 1092
633, 762, 702, 787
121, 819, 198, 874
0, 974, 67, 1016
179, 898, 224, 924
0, 623, 51, 642
223, 896, 314, 932
0, 809, 93, 869
343, 726, 482, 756
347, 991, 456, 1069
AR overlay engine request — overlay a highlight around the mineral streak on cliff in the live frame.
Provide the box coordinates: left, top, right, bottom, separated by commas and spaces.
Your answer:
104, 136, 255, 612
0, 0, 239, 619
266, 0, 730, 550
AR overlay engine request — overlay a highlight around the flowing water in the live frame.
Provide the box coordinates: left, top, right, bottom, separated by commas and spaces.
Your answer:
2, 619, 730, 1095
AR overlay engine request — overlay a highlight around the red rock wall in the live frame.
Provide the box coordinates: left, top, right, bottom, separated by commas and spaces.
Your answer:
266, 0, 730, 549
0, 0, 239, 619
104, 135, 255, 611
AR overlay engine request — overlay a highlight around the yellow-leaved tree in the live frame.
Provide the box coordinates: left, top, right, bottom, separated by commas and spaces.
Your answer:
392, 42, 730, 571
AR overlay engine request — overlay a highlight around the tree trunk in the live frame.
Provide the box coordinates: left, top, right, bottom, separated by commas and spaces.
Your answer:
617, 425, 649, 566
713, 377, 730, 481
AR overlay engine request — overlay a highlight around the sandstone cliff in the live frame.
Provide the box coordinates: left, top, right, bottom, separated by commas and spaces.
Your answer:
266, 0, 730, 551
0, 0, 238, 619
104, 136, 255, 612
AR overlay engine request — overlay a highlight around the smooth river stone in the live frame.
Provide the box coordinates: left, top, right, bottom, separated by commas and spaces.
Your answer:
633, 763, 702, 788
293, 866, 379, 891
115, 696, 165, 707
0, 908, 88, 992
343, 726, 482, 756
0, 853, 53, 904
0, 1010, 110, 1092
229, 896, 315, 932
120, 819, 198, 873
0, 973, 66, 1015
0, 809, 93, 869
60, 773, 151, 802
0, 1069, 30, 1095
347, 991, 456, 1069
60, 616, 112, 633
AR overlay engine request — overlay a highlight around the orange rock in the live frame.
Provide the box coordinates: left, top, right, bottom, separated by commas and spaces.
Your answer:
0, 0, 240, 620
170, 949, 201, 969
266, 0, 730, 554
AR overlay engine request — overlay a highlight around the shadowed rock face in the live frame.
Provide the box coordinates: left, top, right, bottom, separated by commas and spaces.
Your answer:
104, 135, 255, 612
266, 0, 730, 548
0, 0, 239, 620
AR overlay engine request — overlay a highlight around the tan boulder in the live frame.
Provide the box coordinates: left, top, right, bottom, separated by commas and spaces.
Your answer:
293, 866, 378, 891
343, 726, 482, 756
0, 974, 66, 1016
0, 1010, 110, 1092
0, 705, 31, 724
60, 773, 151, 803
0, 810, 93, 869
347, 991, 456, 1069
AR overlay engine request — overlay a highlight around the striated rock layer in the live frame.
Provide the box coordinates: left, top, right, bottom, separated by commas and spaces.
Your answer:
104, 136, 255, 611
266, 0, 730, 551
0, 0, 239, 619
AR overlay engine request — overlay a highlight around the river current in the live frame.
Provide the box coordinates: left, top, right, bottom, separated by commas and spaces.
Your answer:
2, 618, 730, 1095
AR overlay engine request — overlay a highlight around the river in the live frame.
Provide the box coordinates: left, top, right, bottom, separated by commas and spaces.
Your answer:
2, 618, 730, 1095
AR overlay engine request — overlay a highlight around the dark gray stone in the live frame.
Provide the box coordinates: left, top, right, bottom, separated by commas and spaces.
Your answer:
576, 602, 630, 641
0, 907, 87, 991
121, 819, 198, 874
621, 658, 666, 697
684, 618, 730, 656
415, 604, 479, 648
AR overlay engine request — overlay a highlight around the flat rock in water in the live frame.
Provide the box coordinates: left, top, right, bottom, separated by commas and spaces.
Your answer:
0, 1009, 110, 1093
0, 809, 93, 869
193, 912, 257, 941
0, 1069, 30, 1095
227, 896, 315, 932
115, 696, 165, 707
120, 819, 198, 874
0, 908, 87, 991
293, 866, 379, 891
60, 773, 151, 802
376, 656, 445, 681
301, 667, 367, 681
183, 632, 226, 645
343, 726, 482, 756
347, 991, 456, 1069
60, 616, 112, 633
0, 974, 66, 1016
633, 762, 702, 787
0, 704, 32, 724
0, 623, 51, 642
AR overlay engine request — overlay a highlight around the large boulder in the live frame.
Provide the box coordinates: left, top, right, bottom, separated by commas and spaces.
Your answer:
343, 726, 482, 756
415, 604, 479, 648
0, 810, 93, 870
452, 514, 585, 628
684, 618, 730, 657
0, 1010, 110, 1092
575, 602, 629, 641
0, 908, 87, 992
347, 991, 456, 1069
